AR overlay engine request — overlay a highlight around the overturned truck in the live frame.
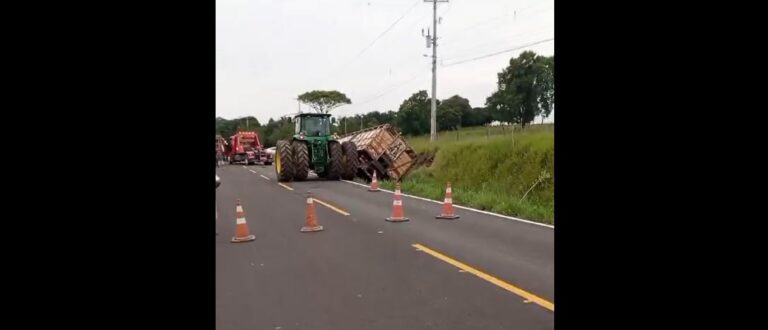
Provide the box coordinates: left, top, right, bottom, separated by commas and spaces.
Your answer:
338, 124, 418, 182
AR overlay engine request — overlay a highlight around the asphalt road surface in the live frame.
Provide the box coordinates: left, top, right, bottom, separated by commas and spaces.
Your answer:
216, 164, 554, 330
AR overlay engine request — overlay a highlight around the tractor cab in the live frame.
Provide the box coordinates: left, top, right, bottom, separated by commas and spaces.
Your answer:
294, 113, 331, 138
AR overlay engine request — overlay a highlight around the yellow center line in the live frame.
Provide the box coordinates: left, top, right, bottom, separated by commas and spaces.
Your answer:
312, 198, 350, 216
411, 243, 554, 312
278, 183, 294, 191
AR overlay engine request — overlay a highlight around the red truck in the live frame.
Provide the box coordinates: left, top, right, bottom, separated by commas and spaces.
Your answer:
228, 131, 273, 165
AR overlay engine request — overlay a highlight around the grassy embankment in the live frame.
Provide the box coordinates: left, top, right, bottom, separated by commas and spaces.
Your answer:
375, 124, 554, 224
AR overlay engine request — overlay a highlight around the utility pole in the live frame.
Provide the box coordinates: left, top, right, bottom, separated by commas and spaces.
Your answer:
424, 0, 448, 142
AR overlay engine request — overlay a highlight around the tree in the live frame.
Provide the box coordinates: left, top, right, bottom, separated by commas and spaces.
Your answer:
238, 116, 260, 130
365, 110, 397, 128
463, 107, 492, 127
397, 90, 432, 136
216, 116, 260, 138
538, 56, 554, 124
438, 95, 471, 130
297, 90, 351, 113
256, 116, 294, 147
216, 117, 239, 138
486, 51, 554, 128
333, 110, 398, 135
261, 116, 294, 147
383, 111, 398, 127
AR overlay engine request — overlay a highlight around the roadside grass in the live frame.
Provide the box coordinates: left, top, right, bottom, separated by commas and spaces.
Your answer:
378, 124, 554, 224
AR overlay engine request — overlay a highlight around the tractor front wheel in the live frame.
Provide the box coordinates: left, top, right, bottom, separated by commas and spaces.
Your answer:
275, 140, 294, 182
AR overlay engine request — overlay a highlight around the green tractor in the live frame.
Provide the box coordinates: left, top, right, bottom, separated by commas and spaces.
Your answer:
274, 113, 358, 182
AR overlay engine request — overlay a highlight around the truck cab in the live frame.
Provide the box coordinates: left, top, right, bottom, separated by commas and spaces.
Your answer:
229, 131, 273, 166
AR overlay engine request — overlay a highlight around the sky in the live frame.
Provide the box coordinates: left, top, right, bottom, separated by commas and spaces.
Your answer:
216, 0, 554, 124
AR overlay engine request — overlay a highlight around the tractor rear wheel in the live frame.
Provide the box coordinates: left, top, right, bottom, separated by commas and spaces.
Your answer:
292, 140, 309, 181
341, 141, 358, 180
275, 140, 294, 182
327, 141, 343, 180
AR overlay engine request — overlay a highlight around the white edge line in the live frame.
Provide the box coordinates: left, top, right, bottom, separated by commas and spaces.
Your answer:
260, 175, 271, 181
249, 170, 257, 173
342, 180, 554, 229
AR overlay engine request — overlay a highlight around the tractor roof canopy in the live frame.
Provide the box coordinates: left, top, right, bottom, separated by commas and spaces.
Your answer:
294, 113, 331, 119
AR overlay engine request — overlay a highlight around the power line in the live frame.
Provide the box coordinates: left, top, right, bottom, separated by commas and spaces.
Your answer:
442, 14, 507, 42
355, 69, 430, 106
380, 3, 452, 71
451, 3, 550, 32
442, 27, 554, 59
441, 37, 554, 67
316, 0, 421, 86
328, 1, 449, 92
404, 0, 450, 32
358, 0, 451, 81
346, 1, 448, 80
353, 1, 421, 60
441, 3, 553, 48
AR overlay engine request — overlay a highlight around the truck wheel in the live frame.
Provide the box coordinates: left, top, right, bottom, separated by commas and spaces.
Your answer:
341, 141, 358, 180
275, 140, 294, 182
327, 141, 343, 180
292, 140, 309, 181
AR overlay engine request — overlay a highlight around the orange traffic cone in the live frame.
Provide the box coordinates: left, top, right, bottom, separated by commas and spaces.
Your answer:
436, 181, 460, 219
386, 182, 410, 222
368, 171, 380, 192
231, 199, 256, 243
301, 192, 324, 232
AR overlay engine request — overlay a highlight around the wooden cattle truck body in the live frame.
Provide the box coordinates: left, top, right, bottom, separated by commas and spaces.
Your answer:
338, 124, 417, 182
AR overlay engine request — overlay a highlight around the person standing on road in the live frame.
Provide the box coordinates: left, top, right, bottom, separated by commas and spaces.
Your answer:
215, 174, 221, 235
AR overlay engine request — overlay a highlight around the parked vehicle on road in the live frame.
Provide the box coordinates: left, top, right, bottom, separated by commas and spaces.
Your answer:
274, 113, 357, 182
228, 131, 273, 165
